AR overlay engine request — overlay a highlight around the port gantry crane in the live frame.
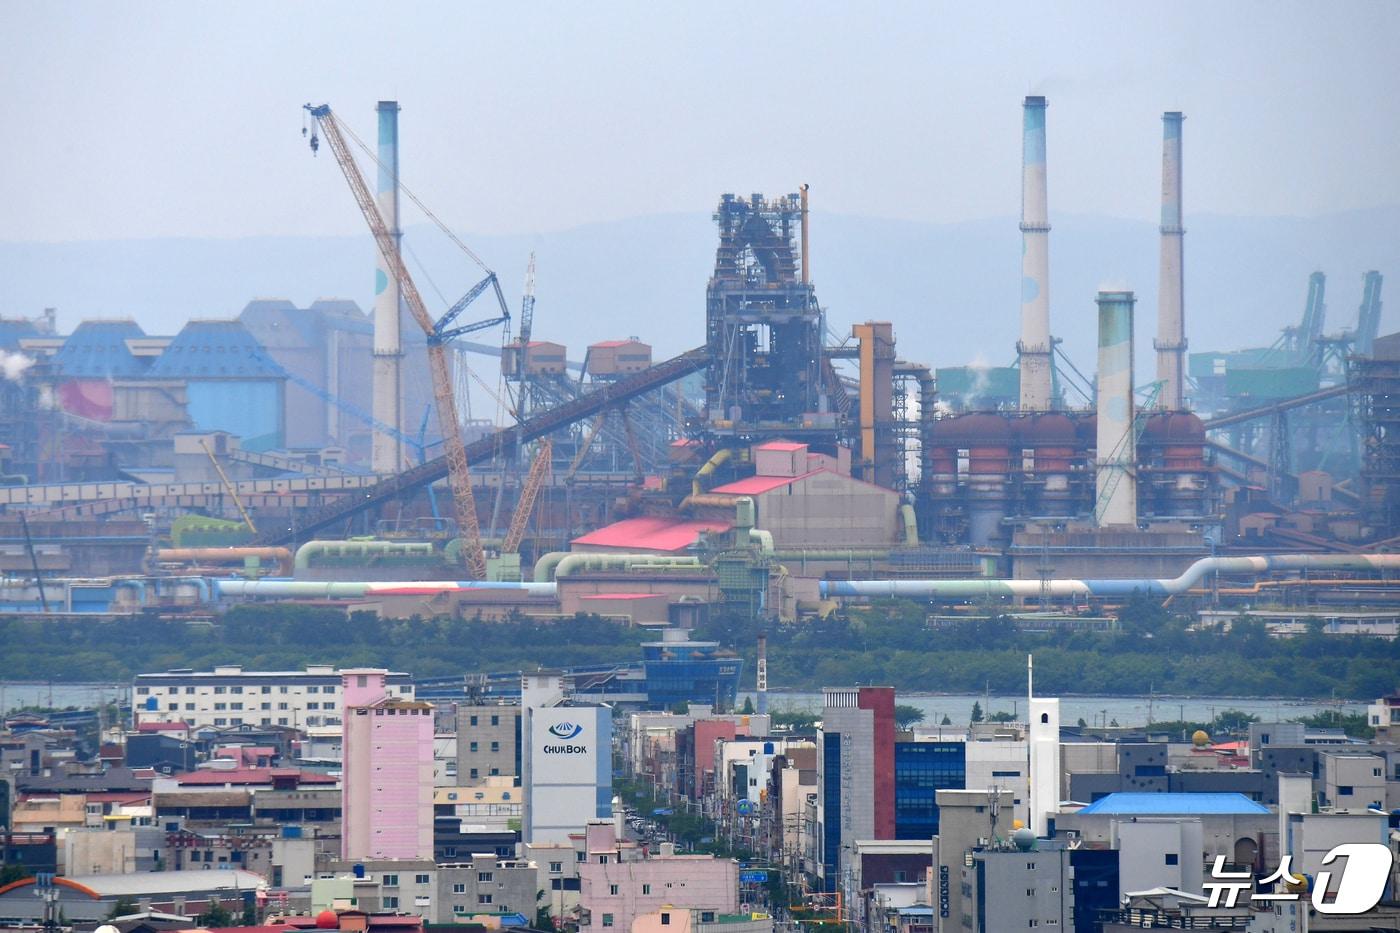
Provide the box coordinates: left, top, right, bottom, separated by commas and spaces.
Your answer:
303, 102, 508, 579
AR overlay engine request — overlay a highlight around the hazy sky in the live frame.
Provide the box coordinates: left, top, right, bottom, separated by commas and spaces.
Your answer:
3, 1, 1398, 243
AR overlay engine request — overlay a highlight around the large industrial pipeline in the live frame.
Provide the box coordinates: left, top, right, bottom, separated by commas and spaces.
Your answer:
820, 554, 1400, 600
216, 579, 558, 599
157, 547, 293, 576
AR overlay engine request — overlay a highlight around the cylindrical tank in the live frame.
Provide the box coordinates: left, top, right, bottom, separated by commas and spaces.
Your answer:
1030, 412, 1077, 516
960, 413, 1013, 546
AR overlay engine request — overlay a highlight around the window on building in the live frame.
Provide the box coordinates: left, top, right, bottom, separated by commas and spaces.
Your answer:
470, 715, 479, 726
454, 906, 467, 915
231, 702, 243, 710
232, 686, 243, 694
232, 717, 243, 725
1338, 785, 1354, 796
214, 703, 227, 711
661, 913, 670, 926
383, 897, 398, 909
598, 855, 609, 864
609, 885, 619, 896
642, 885, 651, 895
136, 687, 149, 695
278, 717, 288, 725
453, 884, 465, 894
261, 702, 271, 710
415, 874, 430, 885
477, 894, 492, 905
479, 872, 493, 883
261, 718, 271, 726
490, 768, 500, 776
214, 717, 227, 725
470, 769, 479, 779
491, 741, 500, 752
278, 703, 289, 710
307, 686, 319, 694
383, 874, 399, 886
1026, 862, 1036, 870
491, 715, 500, 726
701, 913, 715, 923
576, 852, 586, 862
261, 686, 271, 694
1165, 853, 1179, 866
601, 915, 614, 928
167, 702, 178, 711
214, 686, 227, 694
356, 675, 367, 688
307, 702, 319, 710
186, 703, 195, 710
470, 742, 479, 752
1026, 888, 1035, 896
549, 862, 562, 874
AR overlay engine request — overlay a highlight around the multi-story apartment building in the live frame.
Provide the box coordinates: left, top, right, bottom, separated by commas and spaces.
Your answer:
132, 664, 414, 731
577, 822, 738, 933
341, 668, 434, 861
456, 704, 520, 784
325, 855, 537, 924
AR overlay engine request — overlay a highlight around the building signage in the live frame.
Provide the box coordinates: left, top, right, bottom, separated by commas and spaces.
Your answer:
938, 865, 950, 918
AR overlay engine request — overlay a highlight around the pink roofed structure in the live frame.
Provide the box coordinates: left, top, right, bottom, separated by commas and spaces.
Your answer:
571, 516, 731, 553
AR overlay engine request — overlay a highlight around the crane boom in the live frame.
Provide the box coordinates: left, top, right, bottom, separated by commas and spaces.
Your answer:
519, 252, 537, 346
305, 103, 488, 578
502, 439, 552, 555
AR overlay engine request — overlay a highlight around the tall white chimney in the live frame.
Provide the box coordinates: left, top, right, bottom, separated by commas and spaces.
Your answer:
1018, 96, 1053, 411
371, 100, 405, 473
1154, 112, 1186, 410
1096, 291, 1137, 527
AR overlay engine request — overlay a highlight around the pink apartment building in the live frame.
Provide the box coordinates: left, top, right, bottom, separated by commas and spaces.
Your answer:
578, 822, 738, 933
341, 668, 434, 860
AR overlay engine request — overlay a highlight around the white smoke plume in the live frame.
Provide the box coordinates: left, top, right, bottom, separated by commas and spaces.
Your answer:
1, 351, 34, 382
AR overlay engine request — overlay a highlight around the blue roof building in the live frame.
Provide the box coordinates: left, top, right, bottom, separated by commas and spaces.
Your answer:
1076, 792, 1270, 816
51, 320, 147, 378
149, 319, 285, 451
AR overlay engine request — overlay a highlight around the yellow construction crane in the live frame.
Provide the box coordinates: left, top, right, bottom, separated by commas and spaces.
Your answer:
200, 438, 257, 535
502, 439, 552, 556
304, 103, 505, 579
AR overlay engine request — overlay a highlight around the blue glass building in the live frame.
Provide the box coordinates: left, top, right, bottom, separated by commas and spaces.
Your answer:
640, 629, 743, 710
894, 740, 966, 839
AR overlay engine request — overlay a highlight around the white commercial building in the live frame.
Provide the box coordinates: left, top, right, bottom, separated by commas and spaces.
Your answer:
522, 701, 612, 844
132, 664, 414, 732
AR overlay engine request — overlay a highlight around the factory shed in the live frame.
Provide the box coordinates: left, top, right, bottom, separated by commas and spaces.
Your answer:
148, 319, 286, 451
571, 516, 731, 554
709, 468, 901, 548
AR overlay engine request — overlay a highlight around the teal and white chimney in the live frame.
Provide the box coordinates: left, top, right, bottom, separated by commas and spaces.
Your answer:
372, 100, 404, 474
1095, 290, 1137, 527
1018, 96, 1052, 411
1154, 112, 1186, 410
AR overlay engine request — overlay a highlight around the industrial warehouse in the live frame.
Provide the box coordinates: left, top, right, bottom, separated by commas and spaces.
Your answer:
0, 96, 1396, 625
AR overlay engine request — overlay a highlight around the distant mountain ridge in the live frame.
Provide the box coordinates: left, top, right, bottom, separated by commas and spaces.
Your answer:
2, 206, 1396, 376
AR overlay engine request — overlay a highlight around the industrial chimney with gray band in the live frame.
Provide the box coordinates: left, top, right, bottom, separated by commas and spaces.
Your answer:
1155, 112, 1186, 410
1018, 96, 1053, 411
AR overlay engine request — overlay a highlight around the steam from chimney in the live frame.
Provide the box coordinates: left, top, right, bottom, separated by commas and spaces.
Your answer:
2, 351, 34, 382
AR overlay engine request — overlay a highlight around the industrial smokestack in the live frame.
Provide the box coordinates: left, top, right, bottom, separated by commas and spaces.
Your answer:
1018, 96, 1053, 411
1154, 112, 1186, 410
1095, 291, 1137, 528
371, 100, 405, 473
